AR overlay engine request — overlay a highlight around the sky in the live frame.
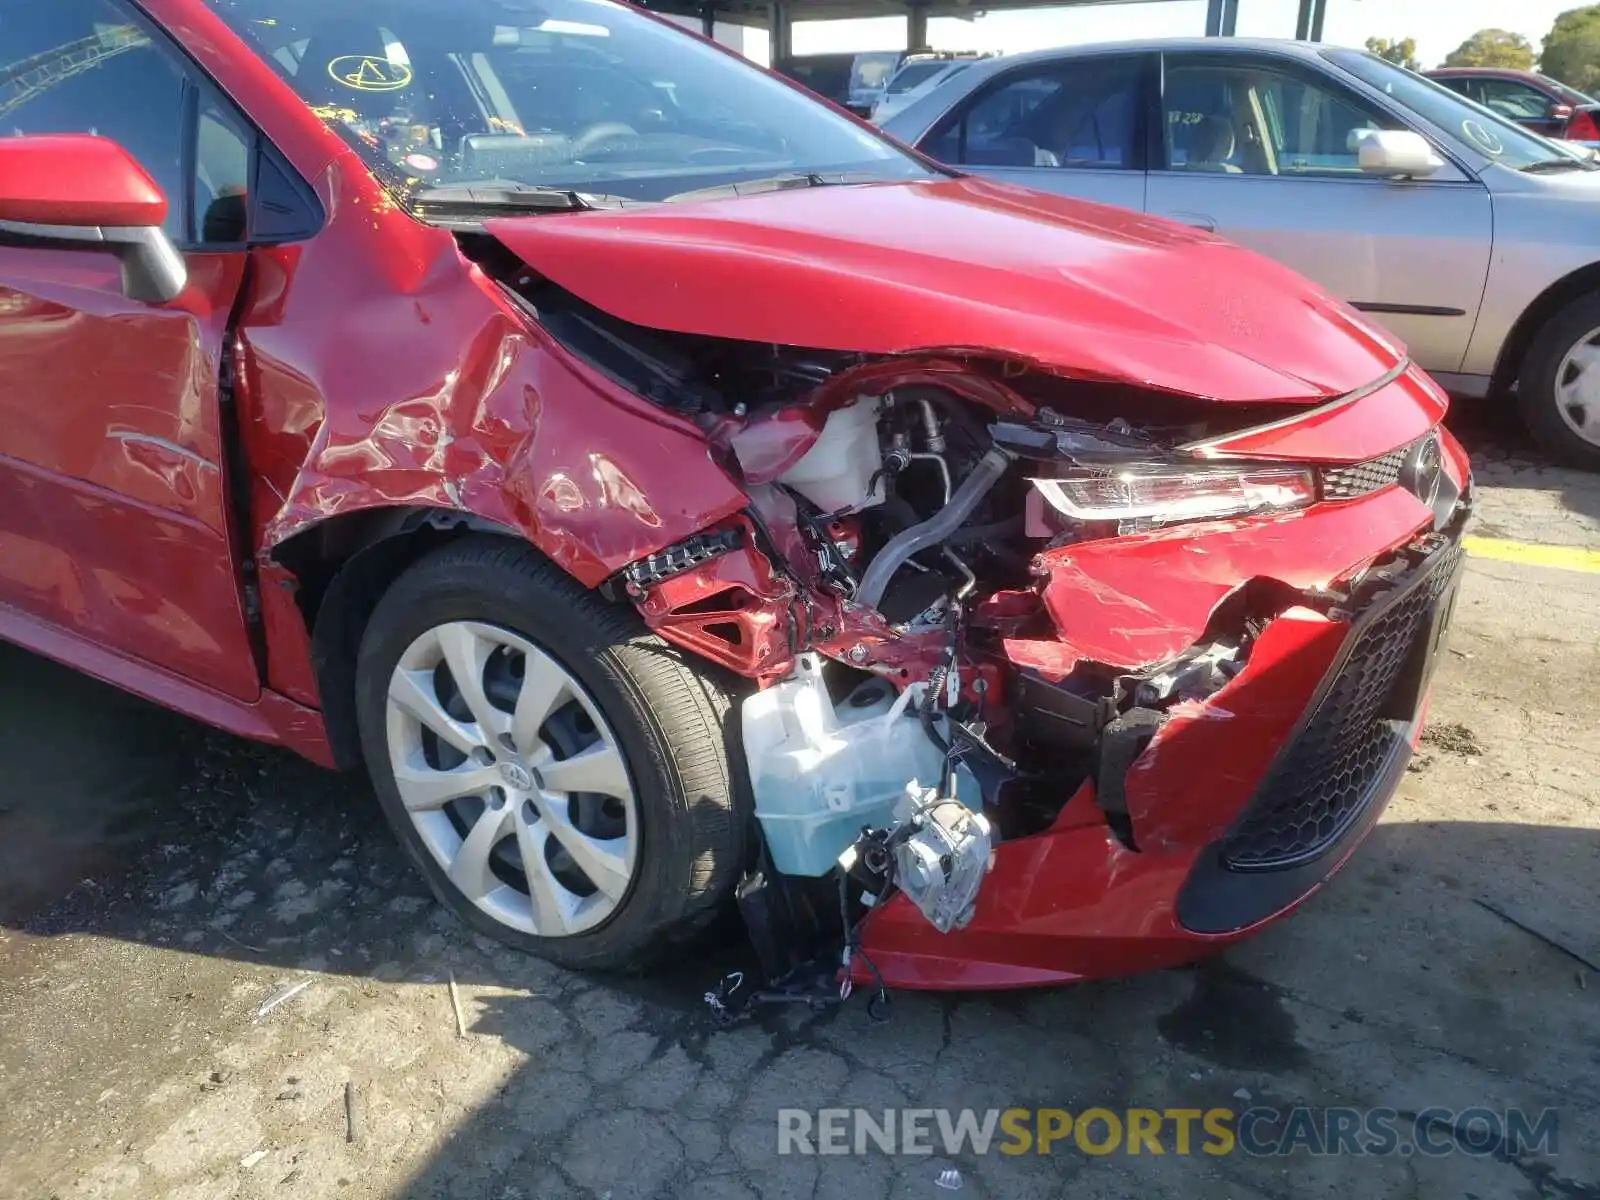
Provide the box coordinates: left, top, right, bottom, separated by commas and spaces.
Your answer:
779, 0, 1586, 71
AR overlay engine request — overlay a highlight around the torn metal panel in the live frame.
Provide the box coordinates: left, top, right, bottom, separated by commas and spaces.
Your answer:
1120, 608, 1347, 854
1035, 484, 1437, 670
633, 525, 801, 680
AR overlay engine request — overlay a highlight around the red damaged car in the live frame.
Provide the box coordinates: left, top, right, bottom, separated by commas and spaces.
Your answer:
0, 0, 1470, 996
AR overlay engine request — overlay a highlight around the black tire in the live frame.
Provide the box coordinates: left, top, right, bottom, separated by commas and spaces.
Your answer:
354, 536, 749, 972
1517, 292, 1600, 470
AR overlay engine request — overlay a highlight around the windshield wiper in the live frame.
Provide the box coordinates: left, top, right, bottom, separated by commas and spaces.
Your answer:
1520, 156, 1594, 174
410, 183, 636, 225
664, 171, 899, 203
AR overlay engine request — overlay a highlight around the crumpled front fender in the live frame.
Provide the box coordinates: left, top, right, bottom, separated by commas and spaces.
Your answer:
234, 163, 748, 588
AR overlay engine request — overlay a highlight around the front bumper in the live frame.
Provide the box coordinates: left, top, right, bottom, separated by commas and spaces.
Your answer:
1178, 533, 1463, 933
854, 459, 1471, 991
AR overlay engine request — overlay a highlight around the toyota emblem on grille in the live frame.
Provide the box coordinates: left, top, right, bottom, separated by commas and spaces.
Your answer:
1400, 433, 1444, 509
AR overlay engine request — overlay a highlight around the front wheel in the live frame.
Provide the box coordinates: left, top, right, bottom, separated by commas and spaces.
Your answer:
354, 538, 748, 971
1517, 293, 1600, 470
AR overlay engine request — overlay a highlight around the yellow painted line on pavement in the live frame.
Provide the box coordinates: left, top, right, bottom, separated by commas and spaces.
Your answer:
1463, 536, 1600, 574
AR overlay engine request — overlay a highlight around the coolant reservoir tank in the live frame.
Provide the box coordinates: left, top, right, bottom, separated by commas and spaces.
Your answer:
775, 397, 884, 512
741, 655, 976, 877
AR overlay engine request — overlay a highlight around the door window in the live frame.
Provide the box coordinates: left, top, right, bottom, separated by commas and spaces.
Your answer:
927, 58, 1145, 170
0, 0, 256, 245
1475, 79, 1555, 121
1164, 59, 1404, 177
195, 96, 254, 244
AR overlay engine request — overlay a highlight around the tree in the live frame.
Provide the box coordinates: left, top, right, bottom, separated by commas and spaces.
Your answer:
1365, 36, 1421, 71
1443, 28, 1537, 70
1541, 5, 1600, 94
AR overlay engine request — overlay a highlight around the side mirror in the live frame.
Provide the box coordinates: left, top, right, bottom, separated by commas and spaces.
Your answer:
1551, 102, 1576, 122
1355, 129, 1445, 179
0, 135, 187, 303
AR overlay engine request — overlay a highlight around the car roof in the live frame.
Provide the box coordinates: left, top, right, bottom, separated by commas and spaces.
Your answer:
1427, 67, 1544, 82
954, 36, 1333, 72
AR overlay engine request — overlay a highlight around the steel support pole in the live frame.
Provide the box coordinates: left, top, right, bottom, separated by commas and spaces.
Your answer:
1205, 0, 1239, 37
1296, 0, 1328, 42
770, 0, 791, 65
907, 2, 929, 51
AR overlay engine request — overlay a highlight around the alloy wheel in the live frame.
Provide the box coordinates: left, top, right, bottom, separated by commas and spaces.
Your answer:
383, 621, 638, 937
1553, 326, 1600, 448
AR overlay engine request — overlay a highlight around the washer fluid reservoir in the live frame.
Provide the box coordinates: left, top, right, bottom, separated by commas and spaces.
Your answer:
741, 655, 977, 877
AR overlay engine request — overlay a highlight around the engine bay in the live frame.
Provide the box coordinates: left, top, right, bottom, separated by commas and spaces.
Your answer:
481, 262, 1456, 1013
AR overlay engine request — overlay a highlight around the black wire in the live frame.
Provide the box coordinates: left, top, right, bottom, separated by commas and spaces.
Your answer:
859, 946, 892, 1022
838, 861, 892, 1021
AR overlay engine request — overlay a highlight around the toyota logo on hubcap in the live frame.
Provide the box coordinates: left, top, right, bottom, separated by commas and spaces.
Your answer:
499, 761, 535, 791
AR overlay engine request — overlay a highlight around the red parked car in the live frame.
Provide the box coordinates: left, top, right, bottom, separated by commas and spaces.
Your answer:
0, 0, 1470, 996
1427, 67, 1600, 144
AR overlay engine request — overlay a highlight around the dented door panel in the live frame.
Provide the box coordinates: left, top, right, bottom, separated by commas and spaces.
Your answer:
0, 247, 259, 699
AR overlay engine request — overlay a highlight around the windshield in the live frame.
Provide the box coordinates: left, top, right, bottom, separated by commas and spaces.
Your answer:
887, 61, 950, 95
1326, 50, 1563, 170
204, 0, 933, 202
850, 52, 903, 96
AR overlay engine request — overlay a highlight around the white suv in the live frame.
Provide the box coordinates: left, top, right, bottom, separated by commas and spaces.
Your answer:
870, 57, 979, 126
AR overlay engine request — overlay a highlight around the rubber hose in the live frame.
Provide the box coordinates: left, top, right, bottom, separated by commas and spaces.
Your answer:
855, 447, 1013, 610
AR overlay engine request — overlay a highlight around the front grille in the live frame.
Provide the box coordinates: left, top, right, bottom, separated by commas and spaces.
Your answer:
1321, 444, 1410, 500
1221, 543, 1462, 871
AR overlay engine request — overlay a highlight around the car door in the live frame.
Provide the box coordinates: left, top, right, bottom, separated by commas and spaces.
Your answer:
1146, 53, 1493, 376
0, 0, 261, 700
918, 55, 1153, 212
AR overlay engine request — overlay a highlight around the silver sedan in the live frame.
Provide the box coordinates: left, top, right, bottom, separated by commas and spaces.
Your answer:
884, 39, 1600, 468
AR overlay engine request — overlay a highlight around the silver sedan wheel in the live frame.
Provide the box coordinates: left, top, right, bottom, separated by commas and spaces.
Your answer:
384, 621, 638, 938
1554, 327, 1600, 448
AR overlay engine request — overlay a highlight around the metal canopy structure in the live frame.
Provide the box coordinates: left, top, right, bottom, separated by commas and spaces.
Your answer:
639, 0, 1334, 60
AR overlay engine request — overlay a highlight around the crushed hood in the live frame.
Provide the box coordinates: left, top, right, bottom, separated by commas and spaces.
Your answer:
487, 176, 1405, 404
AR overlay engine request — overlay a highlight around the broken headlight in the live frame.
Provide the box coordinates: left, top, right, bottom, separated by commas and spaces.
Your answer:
1030, 463, 1315, 525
